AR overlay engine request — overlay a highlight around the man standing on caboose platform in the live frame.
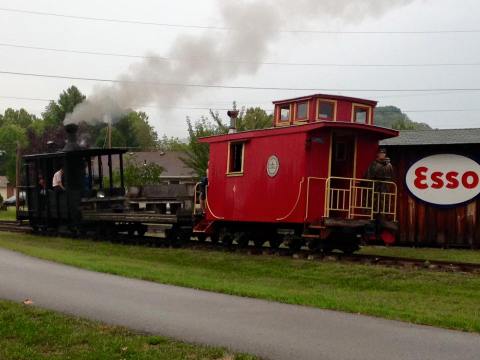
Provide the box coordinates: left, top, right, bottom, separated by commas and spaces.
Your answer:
366, 148, 394, 182
366, 148, 395, 217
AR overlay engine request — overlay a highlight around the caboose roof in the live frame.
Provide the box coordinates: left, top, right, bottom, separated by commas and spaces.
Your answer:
199, 121, 397, 144
272, 93, 377, 107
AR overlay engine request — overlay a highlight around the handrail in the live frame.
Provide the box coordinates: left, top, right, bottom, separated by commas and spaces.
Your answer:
205, 185, 225, 220
276, 177, 305, 221
192, 182, 200, 216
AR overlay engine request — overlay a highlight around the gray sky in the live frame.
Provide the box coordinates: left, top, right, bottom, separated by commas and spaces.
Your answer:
0, 0, 479, 137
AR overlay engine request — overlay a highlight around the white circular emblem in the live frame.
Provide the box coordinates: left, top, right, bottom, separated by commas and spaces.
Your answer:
267, 156, 280, 177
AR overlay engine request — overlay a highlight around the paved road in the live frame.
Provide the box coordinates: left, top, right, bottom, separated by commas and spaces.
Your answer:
0, 248, 479, 360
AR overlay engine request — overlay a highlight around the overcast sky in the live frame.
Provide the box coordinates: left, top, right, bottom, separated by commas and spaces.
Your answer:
0, 0, 479, 137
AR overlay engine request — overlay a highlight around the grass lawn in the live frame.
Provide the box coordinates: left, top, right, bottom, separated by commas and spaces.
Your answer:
0, 300, 255, 360
0, 232, 479, 333
0, 207, 17, 221
360, 246, 480, 264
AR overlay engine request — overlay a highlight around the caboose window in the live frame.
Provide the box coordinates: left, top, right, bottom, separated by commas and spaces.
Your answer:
295, 102, 308, 121
279, 104, 291, 122
228, 142, 245, 175
353, 105, 370, 124
317, 100, 335, 121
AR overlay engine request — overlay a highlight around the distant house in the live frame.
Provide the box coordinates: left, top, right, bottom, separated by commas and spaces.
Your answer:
93, 151, 197, 184
0, 176, 14, 200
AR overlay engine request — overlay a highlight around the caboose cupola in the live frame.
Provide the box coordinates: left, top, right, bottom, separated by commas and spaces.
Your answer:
273, 94, 377, 127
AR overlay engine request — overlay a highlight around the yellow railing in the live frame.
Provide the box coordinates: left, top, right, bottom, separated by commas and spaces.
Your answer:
193, 182, 201, 215
324, 177, 397, 221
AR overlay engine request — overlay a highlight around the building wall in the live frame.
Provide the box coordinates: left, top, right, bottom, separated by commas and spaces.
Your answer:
387, 144, 480, 248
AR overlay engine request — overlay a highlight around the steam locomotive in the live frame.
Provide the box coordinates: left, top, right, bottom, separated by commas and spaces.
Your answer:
17, 94, 398, 253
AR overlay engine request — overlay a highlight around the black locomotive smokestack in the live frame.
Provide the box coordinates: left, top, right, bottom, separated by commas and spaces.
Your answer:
227, 110, 239, 134
63, 123, 82, 151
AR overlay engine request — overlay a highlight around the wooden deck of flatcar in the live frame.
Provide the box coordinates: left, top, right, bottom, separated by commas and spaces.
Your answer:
81, 211, 178, 224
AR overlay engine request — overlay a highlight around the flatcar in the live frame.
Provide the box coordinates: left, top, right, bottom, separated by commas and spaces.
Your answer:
193, 94, 399, 253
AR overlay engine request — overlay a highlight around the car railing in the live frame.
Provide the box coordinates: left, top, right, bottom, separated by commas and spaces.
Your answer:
306, 176, 397, 222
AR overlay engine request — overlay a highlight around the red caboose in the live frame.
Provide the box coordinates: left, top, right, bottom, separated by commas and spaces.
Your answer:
195, 94, 399, 253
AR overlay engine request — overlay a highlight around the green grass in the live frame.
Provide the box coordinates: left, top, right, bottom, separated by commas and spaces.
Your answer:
0, 232, 479, 333
360, 246, 480, 264
0, 207, 17, 221
0, 300, 256, 360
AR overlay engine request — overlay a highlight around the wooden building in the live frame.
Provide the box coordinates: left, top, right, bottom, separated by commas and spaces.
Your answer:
381, 128, 480, 248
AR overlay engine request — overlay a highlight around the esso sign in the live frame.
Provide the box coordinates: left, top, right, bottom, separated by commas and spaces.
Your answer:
406, 154, 480, 206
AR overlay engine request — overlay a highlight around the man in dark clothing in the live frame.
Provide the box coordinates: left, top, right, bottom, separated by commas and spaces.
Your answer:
366, 148, 395, 215
366, 148, 394, 182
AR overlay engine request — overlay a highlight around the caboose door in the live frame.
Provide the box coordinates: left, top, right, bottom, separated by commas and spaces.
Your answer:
330, 134, 355, 179
328, 134, 356, 219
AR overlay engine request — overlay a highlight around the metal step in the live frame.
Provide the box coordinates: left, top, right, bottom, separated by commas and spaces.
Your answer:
193, 220, 214, 233
302, 234, 321, 239
308, 224, 325, 230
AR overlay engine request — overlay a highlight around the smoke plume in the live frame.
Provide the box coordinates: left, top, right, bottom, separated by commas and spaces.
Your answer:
65, 0, 415, 125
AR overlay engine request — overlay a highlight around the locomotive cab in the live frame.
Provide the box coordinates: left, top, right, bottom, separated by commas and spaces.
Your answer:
18, 143, 127, 233
195, 94, 399, 253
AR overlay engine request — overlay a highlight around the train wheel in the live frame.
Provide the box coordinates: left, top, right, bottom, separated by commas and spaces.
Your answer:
68, 226, 79, 239
328, 231, 359, 255
137, 224, 147, 237
287, 236, 303, 252
253, 238, 265, 248
219, 228, 233, 248
269, 237, 282, 250
209, 232, 220, 245
127, 226, 135, 237
235, 232, 249, 248
307, 239, 320, 252
197, 234, 207, 243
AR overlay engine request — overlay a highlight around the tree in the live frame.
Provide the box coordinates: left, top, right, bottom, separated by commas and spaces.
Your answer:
42, 86, 86, 128
0, 108, 39, 129
375, 106, 431, 130
0, 124, 28, 182
114, 111, 158, 150
95, 127, 126, 148
237, 107, 273, 131
118, 154, 164, 187
180, 116, 225, 177
158, 135, 186, 151
180, 104, 273, 177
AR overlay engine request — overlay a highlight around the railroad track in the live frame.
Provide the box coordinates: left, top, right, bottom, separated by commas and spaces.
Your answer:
0, 220, 32, 233
0, 221, 478, 274
186, 241, 480, 274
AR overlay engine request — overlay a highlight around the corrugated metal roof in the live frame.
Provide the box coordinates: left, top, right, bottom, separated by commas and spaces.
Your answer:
380, 128, 480, 146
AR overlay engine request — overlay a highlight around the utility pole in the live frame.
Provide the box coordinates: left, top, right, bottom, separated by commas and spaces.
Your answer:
108, 119, 112, 149
15, 141, 20, 216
